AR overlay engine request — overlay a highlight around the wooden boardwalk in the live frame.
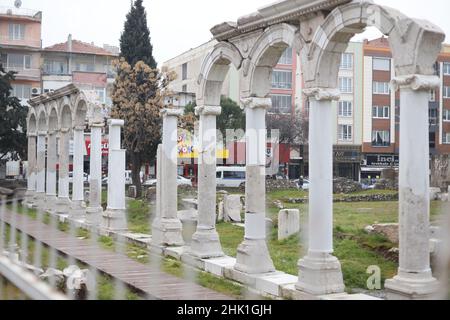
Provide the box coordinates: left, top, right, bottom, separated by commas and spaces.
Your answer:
1, 210, 232, 300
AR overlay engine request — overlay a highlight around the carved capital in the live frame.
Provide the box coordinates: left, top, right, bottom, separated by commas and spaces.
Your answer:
27, 132, 37, 138
37, 130, 47, 136
161, 108, 183, 118
74, 125, 86, 131
240, 97, 272, 111
195, 105, 222, 117
303, 88, 340, 101
108, 119, 125, 127
391, 74, 440, 91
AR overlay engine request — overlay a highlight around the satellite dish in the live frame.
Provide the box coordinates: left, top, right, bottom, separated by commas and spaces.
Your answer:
14, 0, 22, 9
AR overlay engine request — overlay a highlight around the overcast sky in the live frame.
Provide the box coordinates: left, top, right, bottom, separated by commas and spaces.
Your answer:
3, 0, 450, 65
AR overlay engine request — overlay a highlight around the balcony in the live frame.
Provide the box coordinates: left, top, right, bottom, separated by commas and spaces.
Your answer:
0, 35, 41, 49
4, 66, 40, 80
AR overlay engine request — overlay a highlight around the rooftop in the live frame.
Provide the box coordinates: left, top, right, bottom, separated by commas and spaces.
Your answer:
44, 38, 119, 57
0, 6, 41, 20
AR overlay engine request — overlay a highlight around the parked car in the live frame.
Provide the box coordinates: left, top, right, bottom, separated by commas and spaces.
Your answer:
294, 178, 310, 190
143, 176, 193, 187
216, 166, 246, 188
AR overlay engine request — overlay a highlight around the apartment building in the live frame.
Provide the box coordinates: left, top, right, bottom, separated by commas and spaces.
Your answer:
0, 6, 42, 103
42, 34, 119, 105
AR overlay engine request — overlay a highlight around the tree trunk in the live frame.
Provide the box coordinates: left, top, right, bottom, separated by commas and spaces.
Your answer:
131, 152, 143, 198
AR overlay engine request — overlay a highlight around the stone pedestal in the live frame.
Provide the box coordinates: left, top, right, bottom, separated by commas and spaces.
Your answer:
190, 106, 224, 258
102, 120, 127, 231
70, 127, 86, 216
296, 89, 345, 295
24, 134, 37, 207
235, 98, 275, 274
34, 131, 47, 209
385, 75, 441, 300
151, 109, 184, 247
86, 124, 104, 225
45, 131, 58, 212
55, 129, 72, 214
278, 209, 300, 241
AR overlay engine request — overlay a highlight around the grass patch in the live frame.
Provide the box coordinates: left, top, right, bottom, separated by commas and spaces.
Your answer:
98, 236, 115, 250
127, 199, 151, 234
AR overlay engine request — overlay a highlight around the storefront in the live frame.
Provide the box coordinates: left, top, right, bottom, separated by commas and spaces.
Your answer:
361, 154, 399, 180
333, 146, 362, 181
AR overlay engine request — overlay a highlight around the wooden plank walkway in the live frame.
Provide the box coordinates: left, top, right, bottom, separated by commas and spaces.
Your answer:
1, 210, 233, 300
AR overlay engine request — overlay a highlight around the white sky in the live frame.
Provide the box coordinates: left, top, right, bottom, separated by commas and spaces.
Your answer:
2, 0, 450, 65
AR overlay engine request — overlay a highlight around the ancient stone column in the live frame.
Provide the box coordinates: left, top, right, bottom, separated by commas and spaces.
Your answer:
234, 98, 275, 274
151, 109, 184, 247
385, 75, 441, 300
102, 120, 127, 231
86, 123, 104, 224
190, 105, 224, 258
34, 131, 47, 208
45, 130, 58, 211
55, 128, 72, 214
296, 88, 345, 295
24, 133, 37, 207
70, 126, 86, 216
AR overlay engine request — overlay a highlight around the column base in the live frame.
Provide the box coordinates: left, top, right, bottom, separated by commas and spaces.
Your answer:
296, 252, 345, 295
101, 208, 127, 231
55, 197, 72, 214
85, 206, 103, 225
385, 270, 442, 300
151, 218, 184, 247
70, 200, 86, 217
45, 195, 58, 212
190, 228, 224, 259
32, 192, 46, 209
234, 239, 275, 274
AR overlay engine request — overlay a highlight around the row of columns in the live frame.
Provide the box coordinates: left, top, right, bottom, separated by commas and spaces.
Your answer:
24, 120, 127, 232
153, 74, 440, 299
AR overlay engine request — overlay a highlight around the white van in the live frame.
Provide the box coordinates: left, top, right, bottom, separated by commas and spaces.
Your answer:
216, 166, 246, 188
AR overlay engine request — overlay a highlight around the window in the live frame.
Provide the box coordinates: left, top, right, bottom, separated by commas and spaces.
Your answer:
223, 171, 245, 180
444, 62, 450, 75
11, 84, 31, 99
373, 81, 390, 95
272, 70, 292, 89
372, 106, 390, 119
94, 87, 106, 103
339, 77, 353, 93
429, 109, 438, 125
340, 53, 353, 69
444, 132, 450, 144
338, 125, 353, 141
278, 48, 293, 65
270, 94, 292, 113
373, 58, 390, 71
74, 63, 95, 72
429, 89, 436, 102
443, 109, 450, 121
43, 61, 68, 75
338, 101, 352, 117
182, 84, 187, 92
9, 23, 25, 40
6, 54, 31, 70
444, 86, 450, 99
182, 63, 188, 80
372, 130, 390, 147
216, 171, 222, 179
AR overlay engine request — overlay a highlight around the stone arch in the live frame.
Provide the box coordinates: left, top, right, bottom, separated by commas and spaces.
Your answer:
73, 92, 88, 128
304, 1, 445, 89
27, 108, 37, 135
197, 41, 243, 106
59, 97, 73, 130
47, 102, 59, 132
37, 105, 47, 132
241, 23, 300, 98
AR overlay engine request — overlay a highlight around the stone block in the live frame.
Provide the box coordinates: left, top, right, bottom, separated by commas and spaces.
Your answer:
204, 256, 236, 277
278, 209, 300, 240
177, 210, 198, 244
128, 185, 137, 198
217, 201, 224, 222
254, 273, 297, 296
223, 195, 242, 222
372, 223, 399, 243
430, 187, 441, 201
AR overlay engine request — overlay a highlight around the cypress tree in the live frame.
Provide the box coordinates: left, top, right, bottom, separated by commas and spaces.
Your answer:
120, 0, 157, 68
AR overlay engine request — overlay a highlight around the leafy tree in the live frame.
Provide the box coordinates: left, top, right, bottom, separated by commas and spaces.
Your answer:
111, 59, 173, 197
0, 64, 28, 162
120, 0, 156, 68
266, 108, 309, 147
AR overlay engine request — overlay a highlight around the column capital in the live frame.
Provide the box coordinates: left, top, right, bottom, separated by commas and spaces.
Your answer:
108, 119, 124, 127
90, 122, 105, 128
240, 97, 272, 111
195, 105, 221, 116
47, 129, 57, 135
161, 108, 183, 119
37, 130, 47, 136
73, 125, 85, 131
391, 74, 440, 91
27, 132, 37, 138
59, 128, 70, 134
303, 88, 340, 101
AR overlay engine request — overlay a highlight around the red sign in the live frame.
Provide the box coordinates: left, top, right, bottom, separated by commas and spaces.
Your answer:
85, 138, 109, 156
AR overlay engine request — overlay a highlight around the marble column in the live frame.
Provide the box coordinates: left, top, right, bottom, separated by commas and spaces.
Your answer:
55, 128, 72, 214
70, 126, 86, 216
190, 105, 224, 258
24, 133, 37, 207
151, 109, 184, 247
45, 130, 58, 211
34, 131, 47, 208
234, 98, 275, 274
102, 120, 127, 231
296, 88, 345, 295
385, 75, 441, 300
86, 123, 104, 224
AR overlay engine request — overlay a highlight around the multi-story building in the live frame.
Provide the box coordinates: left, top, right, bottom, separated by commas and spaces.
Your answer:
42, 34, 119, 105
0, 6, 42, 103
